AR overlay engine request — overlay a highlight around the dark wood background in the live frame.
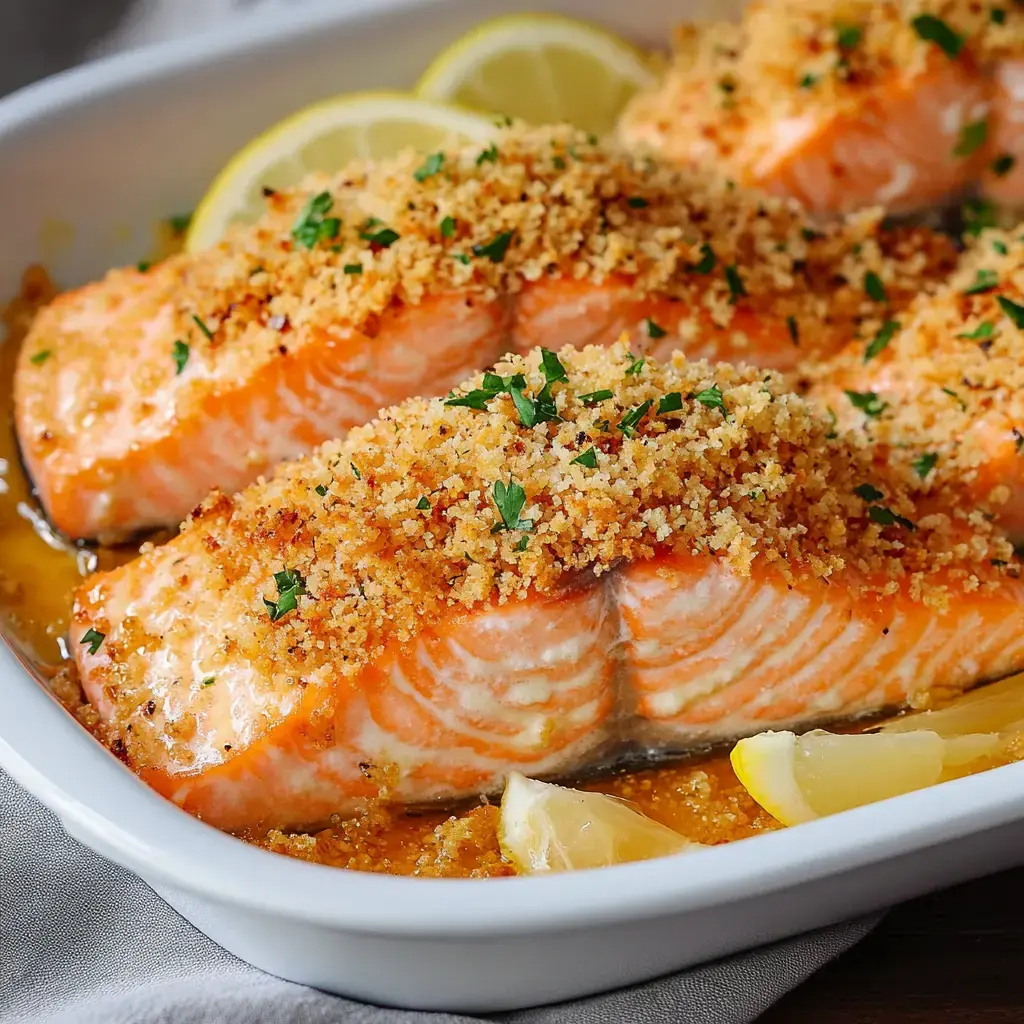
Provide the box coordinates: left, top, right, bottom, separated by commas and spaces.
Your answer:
762, 868, 1024, 1022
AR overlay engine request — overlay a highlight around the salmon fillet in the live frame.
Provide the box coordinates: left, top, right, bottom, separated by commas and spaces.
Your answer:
805, 225, 1024, 542
72, 343, 1023, 833
14, 125, 954, 543
618, 1, 1024, 216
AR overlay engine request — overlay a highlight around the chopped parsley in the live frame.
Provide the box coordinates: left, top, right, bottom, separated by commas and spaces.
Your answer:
515, 535, 530, 552
453, 253, 472, 265
787, 316, 800, 346
172, 339, 189, 375
578, 389, 614, 406
167, 212, 192, 234
958, 321, 995, 340
864, 271, 888, 303
994, 240, 1009, 255
264, 568, 307, 622
416, 496, 431, 511
997, 294, 1024, 327
868, 506, 916, 530
644, 317, 667, 339
689, 243, 717, 274
627, 197, 649, 208
552, 156, 566, 170
472, 231, 515, 263
360, 226, 399, 248
192, 315, 215, 341
413, 152, 444, 182
942, 386, 967, 411
953, 119, 988, 158
835, 23, 863, 49
825, 407, 838, 439
445, 371, 525, 411
657, 392, 683, 415
572, 447, 598, 468
540, 348, 568, 384
992, 153, 1016, 177
509, 382, 559, 428
315, 484, 328, 496
81, 628, 105, 655
291, 192, 341, 249
911, 14, 964, 58
992, 7, 1007, 23
201, 677, 216, 688
854, 483, 885, 502
799, 72, 819, 89
725, 265, 747, 303
624, 352, 646, 376
476, 143, 498, 166
491, 478, 532, 533
343, 263, 362, 275
962, 198, 998, 237
964, 268, 999, 295
844, 389, 888, 418
864, 320, 900, 362
29, 350, 51, 365
1015, 428, 1024, 454
350, 463, 361, 480
690, 385, 727, 415
912, 452, 938, 478
137, 261, 151, 273
440, 215, 456, 238
616, 400, 653, 438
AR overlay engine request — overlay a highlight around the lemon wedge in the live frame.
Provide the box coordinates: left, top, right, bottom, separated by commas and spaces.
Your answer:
416, 14, 657, 137
498, 771, 701, 873
185, 92, 495, 252
730, 729, 1007, 827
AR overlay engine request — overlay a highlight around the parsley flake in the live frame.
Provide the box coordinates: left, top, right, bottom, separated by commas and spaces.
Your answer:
825, 407, 838, 439
835, 23, 862, 49
291, 191, 341, 249
579, 389, 614, 406
137, 261, 151, 273
799, 72, 819, 89
168, 212, 192, 234
539, 348, 568, 384
992, 7, 1007, 23
617, 400, 653, 438
509, 382, 559, 428
644, 317, 667, 339
476, 144, 498, 166
172, 339, 189, 375
445, 371, 526, 411
472, 231, 515, 263
552, 156, 567, 170
201, 677, 216, 687
81, 628, 105, 655
868, 506, 916, 530
343, 264, 362, 275
265, 568, 307, 622
350, 463, 361, 480
691, 385, 727, 415
360, 227, 399, 248
453, 253, 472, 265
491, 478, 532, 533
845, 389, 888, 418
962, 198, 998, 238
657, 392, 684, 415
440, 215, 456, 238
413, 152, 444, 182
624, 352, 646, 375
912, 452, 938, 478
725, 265, 747, 303
1015, 428, 1024, 454
992, 153, 1016, 177
965, 268, 999, 295
864, 320, 900, 362
689, 243, 717, 274
911, 14, 964, 58
942, 386, 968, 411
998, 294, 1024, 327
572, 447, 598, 468
416, 496, 431, 511
315, 484, 328, 496
192, 315, 214, 341
854, 483, 885, 502
994, 240, 1010, 255
864, 271, 888, 302
515, 535, 530, 552
29, 350, 51, 365
787, 316, 800, 346
959, 321, 995, 340
953, 119, 988, 158
627, 197, 649, 208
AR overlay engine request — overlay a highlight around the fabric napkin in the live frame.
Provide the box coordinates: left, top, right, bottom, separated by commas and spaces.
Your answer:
0, 769, 878, 1024
1, 2, 878, 1021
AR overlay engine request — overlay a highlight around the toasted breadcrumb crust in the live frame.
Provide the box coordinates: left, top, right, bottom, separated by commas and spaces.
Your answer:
22, 125, 954, 438
619, 1, 1024, 171
111, 342, 1015, 691
806, 226, 1024, 498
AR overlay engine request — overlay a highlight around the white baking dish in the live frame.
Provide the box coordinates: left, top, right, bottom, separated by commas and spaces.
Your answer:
3, 0, 1024, 1012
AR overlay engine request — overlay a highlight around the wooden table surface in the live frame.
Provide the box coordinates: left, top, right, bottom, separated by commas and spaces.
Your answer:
761, 868, 1024, 1022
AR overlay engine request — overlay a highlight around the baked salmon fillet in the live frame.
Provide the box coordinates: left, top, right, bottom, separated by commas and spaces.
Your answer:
618, 1, 1024, 216
805, 225, 1024, 542
72, 342, 1024, 833
14, 125, 955, 543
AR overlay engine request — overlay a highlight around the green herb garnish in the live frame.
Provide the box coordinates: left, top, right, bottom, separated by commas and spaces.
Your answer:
491, 478, 532, 533
864, 320, 900, 361
453, 253, 472, 265
958, 321, 995, 340
992, 153, 1016, 177
172, 339, 189, 375
137, 261, 151, 273
1015, 427, 1024, 453
868, 506, 916, 530
81, 628, 105, 655
845, 389, 888, 418
578, 389, 614, 405
992, 7, 1007, 23
572, 447, 598, 468
997, 295, 1024, 327
29, 350, 51, 366
265, 568, 307, 622
953, 119, 988, 158
416, 496, 431, 510
201, 677, 215, 687
343, 263, 362, 275
168, 212, 192, 234
644, 318, 667, 339
854, 483, 885, 502
627, 197, 649, 208
616, 400, 653, 438
912, 452, 938, 478
472, 231, 515, 263
799, 72, 819, 89
911, 14, 964, 58
689, 243, 717, 274
942, 386, 968, 411
657, 392, 684, 415
787, 316, 800, 346
540, 348, 568, 383
965, 268, 999, 294
725, 265, 747, 303
440, 215, 456, 238
691, 385, 727, 415
360, 227, 399, 248
864, 271, 888, 303
624, 352, 646, 375
315, 484, 328, 496
291, 192, 341, 249
413, 152, 444, 182
476, 144, 499, 166
835, 23, 863, 49
192, 315, 214, 341
509, 382, 559, 428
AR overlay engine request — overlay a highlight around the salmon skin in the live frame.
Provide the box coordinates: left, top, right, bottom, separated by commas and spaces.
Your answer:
72, 342, 1023, 834
14, 124, 955, 543
618, 1, 1024, 217
805, 225, 1024, 543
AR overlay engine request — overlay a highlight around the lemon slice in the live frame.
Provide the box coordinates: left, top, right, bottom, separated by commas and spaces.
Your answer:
416, 14, 657, 137
185, 92, 496, 252
730, 729, 1007, 827
498, 771, 701, 873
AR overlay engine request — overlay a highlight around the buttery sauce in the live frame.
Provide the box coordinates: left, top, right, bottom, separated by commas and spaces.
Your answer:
0, 266, 779, 877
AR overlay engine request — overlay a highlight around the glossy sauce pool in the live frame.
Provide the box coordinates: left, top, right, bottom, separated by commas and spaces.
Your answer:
0, 266, 781, 877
